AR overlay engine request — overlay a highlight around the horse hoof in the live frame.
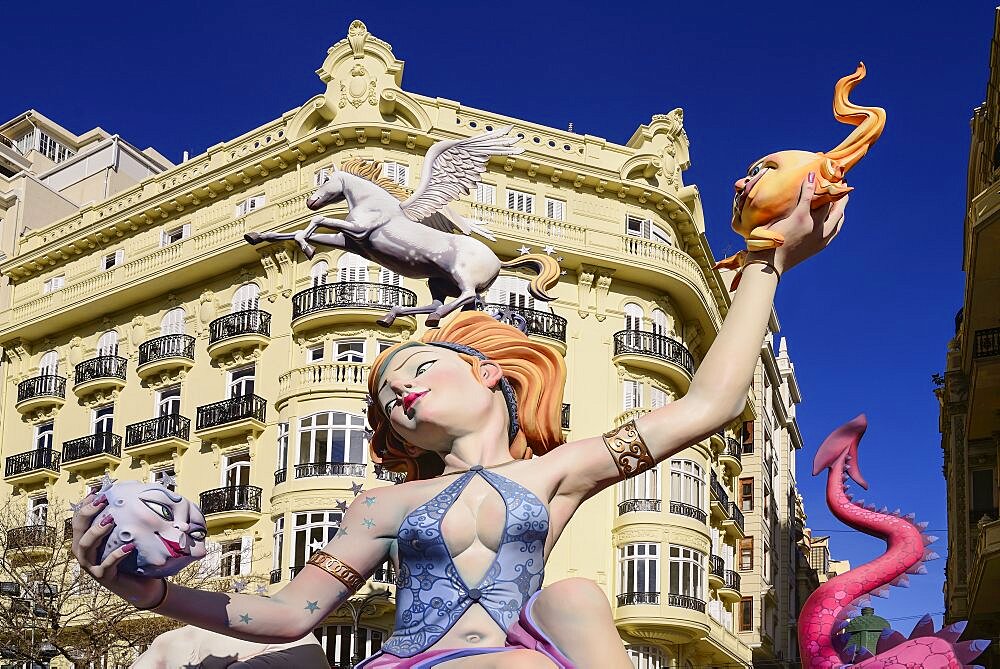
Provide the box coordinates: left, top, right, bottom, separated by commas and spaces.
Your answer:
425, 316, 441, 328
376, 315, 394, 328
244, 233, 264, 245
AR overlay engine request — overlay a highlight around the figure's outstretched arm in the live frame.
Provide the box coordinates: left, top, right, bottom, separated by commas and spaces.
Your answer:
73, 487, 398, 644
546, 175, 846, 504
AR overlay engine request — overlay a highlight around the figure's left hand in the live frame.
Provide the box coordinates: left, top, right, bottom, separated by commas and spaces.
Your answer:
748, 173, 847, 275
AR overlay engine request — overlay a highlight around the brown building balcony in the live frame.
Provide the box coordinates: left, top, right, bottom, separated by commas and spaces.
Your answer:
6, 525, 57, 561
136, 334, 196, 381
73, 356, 127, 398
195, 394, 266, 441
719, 569, 741, 602
612, 330, 695, 391
291, 282, 417, 333
15, 375, 66, 415
61, 433, 122, 474
199, 485, 263, 528
4, 448, 60, 487
481, 303, 568, 353
207, 310, 271, 359
722, 502, 746, 538
720, 437, 743, 476
124, 414, 191, 459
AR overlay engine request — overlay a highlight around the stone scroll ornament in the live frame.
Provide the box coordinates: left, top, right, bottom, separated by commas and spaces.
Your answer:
716, 63, 886, 290
799, 415, 990, 669
245, 126, 561, 327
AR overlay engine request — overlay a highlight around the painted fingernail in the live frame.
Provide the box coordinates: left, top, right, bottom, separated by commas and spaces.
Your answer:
122, 543, 136, 554
100, 515, 115, 527
93, 495, 107, 507
808, 172, 815, 184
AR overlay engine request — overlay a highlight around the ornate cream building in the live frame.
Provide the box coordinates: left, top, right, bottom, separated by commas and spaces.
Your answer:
940, 7, 1000, 667
0, 21, 823, 668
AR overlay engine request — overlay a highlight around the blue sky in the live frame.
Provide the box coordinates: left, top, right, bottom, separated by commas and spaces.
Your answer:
4, 0, 995, 632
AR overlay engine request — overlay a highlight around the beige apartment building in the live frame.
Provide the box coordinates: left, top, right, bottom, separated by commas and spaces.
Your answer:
939, 7, 1000, 667
0, 21, 823, 668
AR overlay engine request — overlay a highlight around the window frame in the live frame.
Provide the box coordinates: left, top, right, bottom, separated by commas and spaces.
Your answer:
156, 385, 181, 417
92, 404, 114, 435
617, 542, 659, 597
227, 365, 256, 399
34, 422, 54, 451
506, 188, 535, 214
739, 537, 754, 571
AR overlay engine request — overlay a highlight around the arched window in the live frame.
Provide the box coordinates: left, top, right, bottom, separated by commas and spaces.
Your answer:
624, 303, 644, 331
231, 283, 260, 312
669, 545, 705, 600
670, 460, 705, 509
297, 411, 367, 467
39, 350, 58, 375
487, 274, 550, 312
379, 266, 401, 287
97, 330, 118, 357
310, 260, 329, 287
160, 308, 185, 336
337, 253, 368, 283
651, 309, 668, 336
619, 463, 659, 504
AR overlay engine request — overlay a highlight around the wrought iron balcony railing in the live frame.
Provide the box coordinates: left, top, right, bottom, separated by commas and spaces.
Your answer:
274, 468, 287, 486
295, 462, 367, 479
709, 554, 725, 579
62, 433, 121, 463
292, 282, 417, 319
5, 449, 60, 478
710, 472, 730, 508
974, 327, 1000, 359
669, 501, 707, 524
481, 303, 568, 343
618, 499, 661, 515
138, 334, 196, 366
125, 414, 191, 447
17, 375, 66, 403
269, 568, 281, 584
667, 593, 706, 612
561, 403, 571, 429
727, 502, 746, 533
199, 486, 262, 515
724, 569, 741, 591
613, 330, 695, 375
196, 394, 266, 431
7, 525, 56, 551
617, 591, 659, 606
74, 356, 127, 385
724, 438, 742, 463
209, 310, 271, 344
372, 561, 397, 584
374, 464, 405, 483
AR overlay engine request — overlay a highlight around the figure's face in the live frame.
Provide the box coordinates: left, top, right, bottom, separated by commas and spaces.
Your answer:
97, 481, 207, 578
375, 345, 499, 454
306, 173, 345, 210
731, 150, 822, 236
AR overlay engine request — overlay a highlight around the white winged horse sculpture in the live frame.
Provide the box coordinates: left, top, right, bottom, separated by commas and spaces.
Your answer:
245, 126, 560, 327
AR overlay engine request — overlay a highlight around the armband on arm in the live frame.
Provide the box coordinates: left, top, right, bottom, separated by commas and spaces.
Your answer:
306, 550, 366, 592
602, 420, 655, 479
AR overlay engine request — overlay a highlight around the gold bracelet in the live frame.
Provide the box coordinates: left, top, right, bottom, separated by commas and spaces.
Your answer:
603, 420, 655, 479
135, 578, 169, 611
306, 550, 366, 592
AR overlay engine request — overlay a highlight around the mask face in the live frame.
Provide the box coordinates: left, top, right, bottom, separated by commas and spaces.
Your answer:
94, 481, 208, 578
731, 150, 822, 237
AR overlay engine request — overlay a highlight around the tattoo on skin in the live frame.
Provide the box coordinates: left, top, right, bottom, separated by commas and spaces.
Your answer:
305, 600, 320, 613
362, 518, 375, 529
363, 495, 376, 507
239, 613, 253, 625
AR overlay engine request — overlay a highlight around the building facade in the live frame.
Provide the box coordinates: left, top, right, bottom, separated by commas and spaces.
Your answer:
1, 21, 817, 668
939, 7, 1000, 667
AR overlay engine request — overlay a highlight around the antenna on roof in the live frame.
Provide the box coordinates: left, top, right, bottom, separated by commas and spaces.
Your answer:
567, 122, 574, 133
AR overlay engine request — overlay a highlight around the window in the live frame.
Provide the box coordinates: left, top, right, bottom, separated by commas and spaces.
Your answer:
476, 182, 496, 205
297, 412, 368, 467
27, 496, 48, 526
35, 422, 54, 451
739, 597, 754, 632
739, 537, 754, 571
382, 161, 409, 186
626, 215, 672, 245
43, 275, 65, 294
160, 308, 185, 336
618, 543, 659, 596
220, 540, 244, 577
623, 379, 643, 411
507, 189, 534, 213
378, 340, 395, 354
762, 540, 771, 583
97, 330, 119, 357
39, 350, 58, 375
626, 646, 666, 669
670, 460, 705, 508
668, 545, 704, 599
314, 167, 333, 186
379, 266, 401, 287
337, 253, 368, 283
314, 625, 384, 668
619, 464, 659, 502
307, 344, 324, 364
740, 478, 754, 512
277, 423, 289, 470
650, 387, 668, 410
335, 340, 365, 363
486, 274, 550, 312
30, 130, 75, 163
971, 468, 996, 512
292, 510, 342, 570
152, 467, 176, 491
236, 194, 266, 216
157, 385, 181, 416
228, 366, 255, 398
223, 452, 251, 487
160, 224, 190, 246
272, 517, 285, 572
650, 309, 668, 336
231, 283, 260, 311
545, 198, 566, 221
624, 303, 644, 331
92, 405, 114, 434
741, 420, 755, 455
103, 250, 125, 271
310, 260, 329, 287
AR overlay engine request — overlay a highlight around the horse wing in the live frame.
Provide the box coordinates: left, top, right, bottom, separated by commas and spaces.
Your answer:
417, 206, 497, 241
400, 126, 523, 226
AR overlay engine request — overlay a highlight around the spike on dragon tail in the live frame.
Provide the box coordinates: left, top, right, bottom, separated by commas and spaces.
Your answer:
798, 416, 990, 668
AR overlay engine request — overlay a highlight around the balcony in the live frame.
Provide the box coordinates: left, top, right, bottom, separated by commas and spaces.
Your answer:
710, 472, 731, 520
667, 593, 706, 613
199, 485, 262, 527
291, 282, 418, 333
720, 437, 743, 476
708, 554, 725, 588
73, 356, 127, 398
61, 433, 122, 473
615, 588, 710, 644
720, 569, 741, 602
295, 462, 367, 479
195, 394, 266, 441
207, 310, 271, 359
723, 502, 746, 538
612, 330, 695, 390
618, 499, 661, 515
124, 414, 191, 459
973, 327, 1000, 358
15, 375, 66, 415
481, 303, 568, 352
561, 403, 571, 430
136, 334, 196, 381
276, 362, 369, 409
374, 464, 405, 484
372, 561, 397, 585
670, 501, 707, 524
617, 591, 659, 607
6, 525, 56, 561
4, 449, 60, 487
274, 468, 287, 486
270, 568, 282, 584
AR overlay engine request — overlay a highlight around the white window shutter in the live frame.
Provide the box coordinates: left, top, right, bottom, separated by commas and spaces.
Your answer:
182, 223, 191, 239
240, 536, 253, 575
198, 541, 222, 578
115, 249, 125, 266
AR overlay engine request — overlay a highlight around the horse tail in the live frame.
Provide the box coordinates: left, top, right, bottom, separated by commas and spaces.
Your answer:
499, 254, 560, 301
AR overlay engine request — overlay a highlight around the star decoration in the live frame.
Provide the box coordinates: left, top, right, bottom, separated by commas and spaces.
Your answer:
362, 518, 375, 529
350, 482, 364, 496
239, 613, 253, 625
517, 245, 532, 255
255, 585, 269, 596
305, 600, 320, 613
69, 501, 85, 513
336, 527, 349, 538
157, 472, 177, 488
99, 474, 116, 491
310, 539, 326, 553
363, 495, 376, 507
335, 500, 349, 512
542, 245, 555, 255
232, 580, 247, 593
560, 270, 568, 276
